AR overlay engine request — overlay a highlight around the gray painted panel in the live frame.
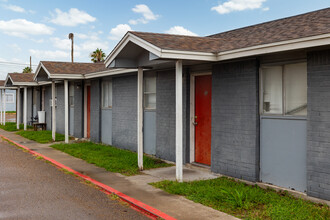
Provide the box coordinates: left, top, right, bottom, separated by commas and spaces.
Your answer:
56, 84, 65, 135
101, 109, 112, 145
261, 118, 307, 192
70, 107, 74, 135
90, 80, 101, 142
44, 86, 51, 130
74, 81, 83, 138
144, 111, 156, 155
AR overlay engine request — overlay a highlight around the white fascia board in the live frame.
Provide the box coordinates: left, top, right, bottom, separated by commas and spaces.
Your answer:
217, 33, 330, 61
14, 82, 39, 86
50, 74, 84, 79
84, 68, 137, 79
37, 81, 52, 85
4, 75, 12, 87
160, 49, 217, 61
105, 33, 162, 67
33, 63, 42, 81
34, 62, 51, 81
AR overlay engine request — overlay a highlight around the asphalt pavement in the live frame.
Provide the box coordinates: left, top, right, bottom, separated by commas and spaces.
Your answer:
0, 140, 148, 220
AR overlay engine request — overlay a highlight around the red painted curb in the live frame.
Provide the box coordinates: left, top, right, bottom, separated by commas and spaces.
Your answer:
1, 135, 176, 220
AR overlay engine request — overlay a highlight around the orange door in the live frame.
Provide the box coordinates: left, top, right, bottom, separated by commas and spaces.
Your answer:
87, 86, 91, 138
195, 75, 212, 165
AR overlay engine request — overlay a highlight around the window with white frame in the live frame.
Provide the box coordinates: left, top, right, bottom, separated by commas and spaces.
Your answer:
144, 74, 156, 109
5, 93, 14, 103
69, 83, 74, 107
102, 80, 112, 108
261, 62, 307, 116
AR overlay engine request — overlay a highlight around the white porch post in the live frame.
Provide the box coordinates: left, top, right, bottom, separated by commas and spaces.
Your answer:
52, 81, 56, 141
17, 87, 20, 129
3, 89, 6, 125
23, 87, 27, 130
176, 60, 183, 182
0, 89, 2, 125
64, 80, 69, 143
137, 67, 144, 170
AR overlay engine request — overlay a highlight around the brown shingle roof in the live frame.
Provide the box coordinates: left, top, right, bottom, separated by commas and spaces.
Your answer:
130, 8, 330, 53
130, 32, 222, 53
0, 80, 4, 87
41, 61, 107, 75
208, 7, 330, 52
8, 73, 35, 82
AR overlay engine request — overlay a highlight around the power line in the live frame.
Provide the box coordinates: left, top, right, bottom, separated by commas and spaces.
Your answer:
0, 61, 38, 66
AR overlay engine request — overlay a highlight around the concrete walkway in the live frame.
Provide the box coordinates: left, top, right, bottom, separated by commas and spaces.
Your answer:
0, 129, 238, 220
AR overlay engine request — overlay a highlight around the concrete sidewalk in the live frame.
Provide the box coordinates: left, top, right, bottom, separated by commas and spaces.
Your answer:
0, 129, 238, 220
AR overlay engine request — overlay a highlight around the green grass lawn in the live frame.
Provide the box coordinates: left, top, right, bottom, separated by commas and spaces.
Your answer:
6, 111, 16, 113
151, 177, 330, 220
50, 142, 173, 176
16, 130, 65, 143
0, 122, 32, 131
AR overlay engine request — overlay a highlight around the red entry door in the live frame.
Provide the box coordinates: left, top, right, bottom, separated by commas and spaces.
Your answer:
87, 86, 91, 138
195, 75, 212, 165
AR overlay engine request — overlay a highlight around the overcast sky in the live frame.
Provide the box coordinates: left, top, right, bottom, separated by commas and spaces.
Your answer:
0, 0, 329, 79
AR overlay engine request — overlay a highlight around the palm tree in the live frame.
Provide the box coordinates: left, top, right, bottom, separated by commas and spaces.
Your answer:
90, 48, 106, 63
23, 67, 32, 73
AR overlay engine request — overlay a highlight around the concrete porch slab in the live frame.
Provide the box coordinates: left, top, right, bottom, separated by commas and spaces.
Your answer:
142, 165, 218, 182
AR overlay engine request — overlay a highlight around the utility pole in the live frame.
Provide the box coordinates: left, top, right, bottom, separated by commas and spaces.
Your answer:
30, 56, 32, 71
68, 33, 74, 63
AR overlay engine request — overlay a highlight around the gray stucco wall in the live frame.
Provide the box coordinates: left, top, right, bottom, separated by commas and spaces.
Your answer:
307, 49, 330, 200
112, 74, 137, 151
155, 70, 189, 162
211, 59, 259, 182
90, 80, 101, 142
74, 81, 84, 138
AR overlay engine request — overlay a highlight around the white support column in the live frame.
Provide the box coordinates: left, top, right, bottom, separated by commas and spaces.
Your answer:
176, 60, 183, 182
23, 87, 27, 130
0, 89, 2, 125
3, 89, 6, 125
137, 67, 144, 170
64, 80, 69, 143
17, 87, 20, 129
52, 81, 56, 141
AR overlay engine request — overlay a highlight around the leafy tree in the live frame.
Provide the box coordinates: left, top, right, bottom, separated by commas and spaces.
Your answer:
90, 48, 106, 63
23, 67, 32, 73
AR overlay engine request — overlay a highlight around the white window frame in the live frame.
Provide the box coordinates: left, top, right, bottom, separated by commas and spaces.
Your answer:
260, 61, 307, 117
102, 80, 112, 109
143, 73, 156, 110
5, 93, 14, 103
69, 83, 74, 107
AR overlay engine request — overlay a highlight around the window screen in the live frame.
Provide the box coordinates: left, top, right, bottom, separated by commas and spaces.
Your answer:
102, 80, 112, 108
261, 62, 307, 116
144, 75, 156, 109
5, 93, 14, 103
262, 66, 283, 114
69, 83, 74, 107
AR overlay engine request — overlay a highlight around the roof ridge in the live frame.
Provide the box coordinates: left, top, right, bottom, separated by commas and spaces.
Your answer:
41, 61, 105, 65
208, 7, 330, 37
129, 31, 220, 40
